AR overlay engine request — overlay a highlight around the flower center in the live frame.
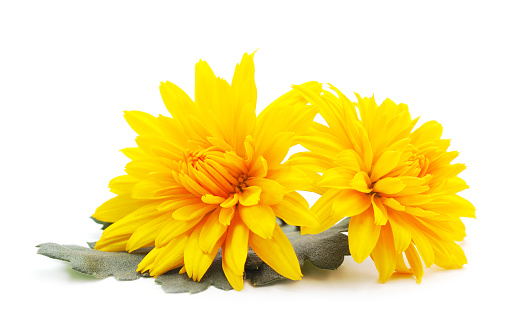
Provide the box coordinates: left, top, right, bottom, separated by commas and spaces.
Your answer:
177, 146, 252, 198
234, 173, 249, 193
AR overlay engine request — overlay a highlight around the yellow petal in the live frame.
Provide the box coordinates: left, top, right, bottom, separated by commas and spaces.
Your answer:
318, 167, 355, 189
405, 243, 424, 283
370, 222, 397, 283
222, 215, 250, 275
348, 208, 381, 263
178, 173, 210, 196
184, 222, 225, 281
373, 177, 406, 195
94, 234, 131, 252
271, 192, 318, 227
409, 227, 435, 267
332, 189, 372, 219
395, 253, 412, 274
249, 224, 302, 281
394, 194, 433, 206
266, 165, 313, 192
136, 246, 161, 273
293, 84, 348, 146
248, 156, 268, 178
238, 186, 262, 206
173, 203, 217, 221
219, 206, 235, 226
220, 193, 239, 208
97, 202, 164, 239
126, 213, 171, 252
257, 132, 295, 169
121, 147, 147, 161
432, 240, 467, 269
299, 131, 348, 160
303, 188, 343, 235
231, 52, 257, 118
238, 204, 276, 239
382, 197, 405, 211
369, 150, 401, 182
222, 259, 244, 291
348, 171, 372, 193
404, 206, 439, 218
148, 233, 190, 277
126, 159, 173, 179
371, 194, 388, 225
410, 120, 443, 146
194, 60, 217, 115
286, 152, 334, 173
155, 218, 201, 247
388, 212, 411, 253
123, 110, 161, 136
201, 194, 226, 205
334, 149, 364, 172
157, 197, 202, 212
109, 175, 138, 195
92, 194, 150, 223
246, 177, 285, 205
199, 209, 227, 253
159, 81, 198, 122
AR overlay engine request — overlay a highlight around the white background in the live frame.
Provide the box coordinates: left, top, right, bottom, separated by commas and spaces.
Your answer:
2, 1, 523, 329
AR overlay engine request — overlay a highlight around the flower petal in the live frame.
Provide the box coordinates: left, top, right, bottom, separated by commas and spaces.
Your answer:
220, 193, 239, 208
348, 171, 372, 193
373, 177, 406, 195
333, 149, 362, 172
332, 189, 372, 219
222, 259, 244, 291
303, 188, 343, 235
318, 167, 355, 189
238, 186, 262, 206
184, 223, 225, 281
266, 165, 313, 192
272, 192, 318, 227
286, 152, 334, 173
238, 204, 276, 239
371, 194, 388, 225
201, 194, 226, 205
405, 243, 424, 283
348, 208, 381, 263
248, 156, 268, 178
92, 194, 150, 223
247, 177, 285, 205
126, 213, 171, 252
148, 232, 190, 277
249, 224, 302, 281
388, 211, 412, 253
173, 203, 217, 221
155, 218, 201, 247
369, 150, 401, 182
219, 206, 235, 226
370, 222, 397, 283
222, 215, 250, 276
199, 209, 227, 253
410, 120, 443, 145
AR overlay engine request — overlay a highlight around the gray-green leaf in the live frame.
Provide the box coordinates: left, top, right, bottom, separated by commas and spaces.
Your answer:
37, 218, 350, 293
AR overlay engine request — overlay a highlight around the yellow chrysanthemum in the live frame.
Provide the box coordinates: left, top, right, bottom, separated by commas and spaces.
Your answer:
93, 53, 320, 290
288, 84, 476, 283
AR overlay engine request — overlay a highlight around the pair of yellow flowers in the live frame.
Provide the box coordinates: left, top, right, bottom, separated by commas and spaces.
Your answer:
93, 52, 475, 291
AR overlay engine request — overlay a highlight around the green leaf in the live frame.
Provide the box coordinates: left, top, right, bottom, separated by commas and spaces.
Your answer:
37, 218, 350, 293
36, 243, 146, 281
90, 217, 112, 230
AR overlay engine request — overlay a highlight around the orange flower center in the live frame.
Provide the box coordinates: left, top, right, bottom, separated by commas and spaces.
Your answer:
177, 146, 253, 199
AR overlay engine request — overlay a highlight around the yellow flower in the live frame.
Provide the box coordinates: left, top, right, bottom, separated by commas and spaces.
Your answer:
288, 84, 476, 283
93, 53, 320, 290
